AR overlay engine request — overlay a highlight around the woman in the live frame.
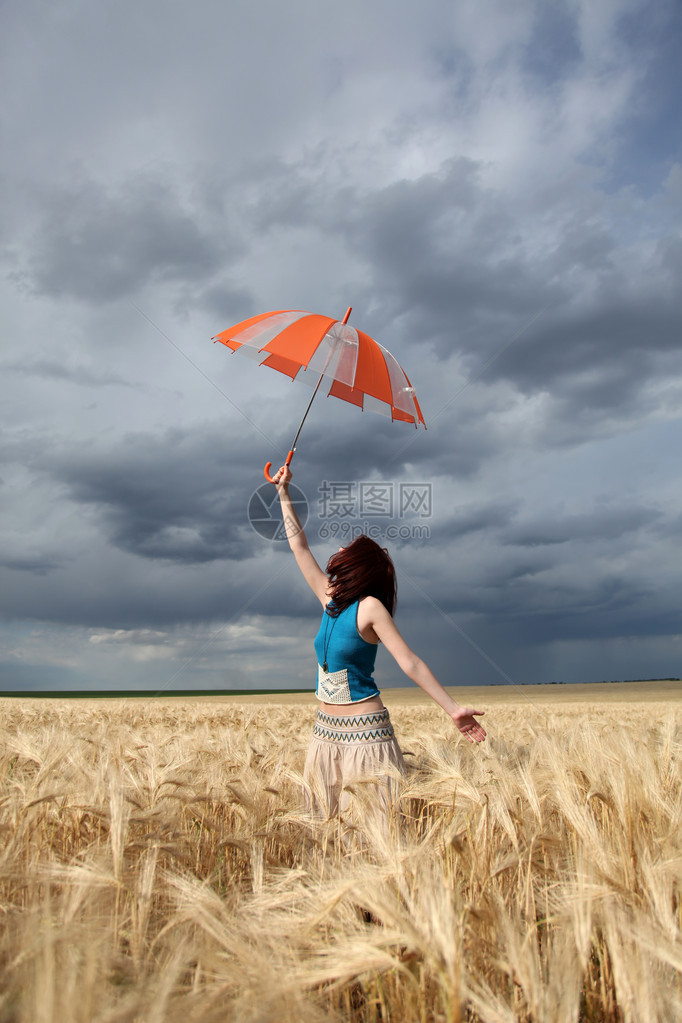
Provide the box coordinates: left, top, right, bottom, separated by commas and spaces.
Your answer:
273, 464, 486, 819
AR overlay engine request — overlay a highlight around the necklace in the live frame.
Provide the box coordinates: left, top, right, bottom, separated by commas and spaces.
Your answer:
322, 609, 339, 673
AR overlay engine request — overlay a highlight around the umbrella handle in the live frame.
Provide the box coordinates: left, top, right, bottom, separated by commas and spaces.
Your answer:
264, 449, 294, 484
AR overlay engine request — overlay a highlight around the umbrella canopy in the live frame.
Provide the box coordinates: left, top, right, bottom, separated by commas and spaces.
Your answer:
213, 307, 425, 480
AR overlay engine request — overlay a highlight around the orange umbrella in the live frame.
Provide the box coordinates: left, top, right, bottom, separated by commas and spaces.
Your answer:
213, 307, 425, 481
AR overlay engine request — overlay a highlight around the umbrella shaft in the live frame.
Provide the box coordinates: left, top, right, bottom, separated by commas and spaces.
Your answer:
290, 371, 325, 454
289, 310, 350, 459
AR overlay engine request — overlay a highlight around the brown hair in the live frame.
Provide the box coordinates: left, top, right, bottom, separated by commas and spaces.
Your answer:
325, 535, 397, 617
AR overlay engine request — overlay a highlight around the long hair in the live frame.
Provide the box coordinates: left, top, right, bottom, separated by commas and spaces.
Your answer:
325, 535, 397, 617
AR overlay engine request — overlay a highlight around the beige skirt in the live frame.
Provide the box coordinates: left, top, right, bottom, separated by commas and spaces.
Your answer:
303, 707, 406, 819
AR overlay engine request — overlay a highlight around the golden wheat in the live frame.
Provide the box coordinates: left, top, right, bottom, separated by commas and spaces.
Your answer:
0, 696, 680, 1022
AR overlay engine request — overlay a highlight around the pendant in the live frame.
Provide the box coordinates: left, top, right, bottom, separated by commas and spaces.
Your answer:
323, 661, 328, 673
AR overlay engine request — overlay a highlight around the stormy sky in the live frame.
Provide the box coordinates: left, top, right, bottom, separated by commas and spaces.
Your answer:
1, 0, 681, 693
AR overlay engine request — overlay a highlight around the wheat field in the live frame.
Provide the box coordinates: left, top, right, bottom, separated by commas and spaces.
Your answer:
0, 691, 680, 1022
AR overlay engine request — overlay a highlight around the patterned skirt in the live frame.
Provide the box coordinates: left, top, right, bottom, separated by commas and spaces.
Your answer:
303, 708, 406, 819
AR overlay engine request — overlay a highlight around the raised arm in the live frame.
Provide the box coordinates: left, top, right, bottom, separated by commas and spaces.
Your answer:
272, 465, 328, 606
361, 596, 486, 743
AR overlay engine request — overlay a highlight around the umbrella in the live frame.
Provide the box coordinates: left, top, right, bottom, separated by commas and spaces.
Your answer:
212, 306, 425, 482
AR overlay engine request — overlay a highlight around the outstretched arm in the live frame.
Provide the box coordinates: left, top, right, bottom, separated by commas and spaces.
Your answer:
272, 465, 328, 606
364, 597, 486, 743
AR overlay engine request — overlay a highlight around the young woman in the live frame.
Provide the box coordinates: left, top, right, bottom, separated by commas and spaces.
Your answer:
273, 464, 486, 818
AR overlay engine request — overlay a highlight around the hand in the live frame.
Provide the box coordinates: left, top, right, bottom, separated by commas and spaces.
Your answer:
451, 707, 486, 743
272, 464, 292, 495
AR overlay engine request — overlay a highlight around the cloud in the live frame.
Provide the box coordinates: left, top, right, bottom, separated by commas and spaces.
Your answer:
501, 505, 662, 547
4, 359, 137, 389
24, 174, 236, 304
0, 553, 64, 576
41, 428, 258, 564
1, 0, 680, 690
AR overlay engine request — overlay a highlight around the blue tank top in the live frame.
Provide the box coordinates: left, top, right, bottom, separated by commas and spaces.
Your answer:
313, 599, 380, 704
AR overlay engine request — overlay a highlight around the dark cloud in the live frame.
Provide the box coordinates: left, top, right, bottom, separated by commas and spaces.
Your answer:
410, 556, 679, 648
37, 414, 456, 567
0, 662, 91, 691
523, 4, 581, 85
603, 3, 682, 194
426, 501, 518, 543
5, 359, 137, 389
197, 281, 258, 324
501, 506, 662, 547
24, 175, 237, 304
0, 553, 64, 576
492, 295, 682, 401
307, 157, 682, 437
1, 0, 680, 688
652, 511, 682, 540
42, 429, 258, 564
493, 597, 680, 645
0, 541, 313, 631
243, 157, 328, 232
338, 158, 566, 349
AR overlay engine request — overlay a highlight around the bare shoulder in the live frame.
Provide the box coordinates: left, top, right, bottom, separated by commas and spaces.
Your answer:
357, 595, 390, 622
356, 596, 387, 644
357, 595, 397, 632
358, 597, 416, 672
